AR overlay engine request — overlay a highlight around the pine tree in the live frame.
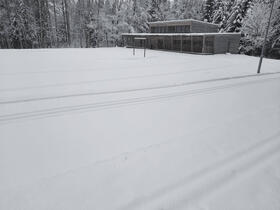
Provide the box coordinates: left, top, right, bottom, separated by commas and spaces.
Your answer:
224, 0, 252, 32
158, 0, 171, 21
170, 0, 180, 19
10, 0, 37, 48
148, 0, 161, 22
204, 0, 215, 22
212, 0, 226, 25
0, 0, 12, 48
181, 0, 204, 20
63, 0, 71, 46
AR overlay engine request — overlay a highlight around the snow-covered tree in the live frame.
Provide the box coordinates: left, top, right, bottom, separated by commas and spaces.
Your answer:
223, 0, 253, 32
212, 0, 226, 25
241, 0, 280, 57
204, 0, 215, 22
170, 0, 203, 20
0, 0, 279, 59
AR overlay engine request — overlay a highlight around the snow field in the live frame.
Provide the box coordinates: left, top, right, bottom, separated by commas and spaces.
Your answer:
0, 48, 280, 210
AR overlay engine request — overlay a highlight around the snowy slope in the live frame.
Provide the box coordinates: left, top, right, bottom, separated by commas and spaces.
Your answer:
0, 48, 280, 210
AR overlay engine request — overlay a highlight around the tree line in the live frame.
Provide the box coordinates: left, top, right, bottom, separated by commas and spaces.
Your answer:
0, 0, 279, 58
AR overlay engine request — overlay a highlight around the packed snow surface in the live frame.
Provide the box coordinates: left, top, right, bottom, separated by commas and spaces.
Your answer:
0, 48, 280, 210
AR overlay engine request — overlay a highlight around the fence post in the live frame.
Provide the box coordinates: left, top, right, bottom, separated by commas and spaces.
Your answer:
133, 38, 135, 56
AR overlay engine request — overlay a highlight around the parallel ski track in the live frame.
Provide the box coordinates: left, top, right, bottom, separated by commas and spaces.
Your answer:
1, 72, 280, 105
0, 73, 279, 124
0, 64, 231, 77
0, 65, 232, 92
120, 131, 280, 210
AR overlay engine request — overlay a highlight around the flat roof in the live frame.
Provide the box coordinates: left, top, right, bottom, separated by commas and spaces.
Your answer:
148, 19, 219, 27
122, 32, 241, 36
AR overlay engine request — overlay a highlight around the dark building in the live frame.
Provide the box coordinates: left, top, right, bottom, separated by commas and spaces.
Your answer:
122, 19, 241, 54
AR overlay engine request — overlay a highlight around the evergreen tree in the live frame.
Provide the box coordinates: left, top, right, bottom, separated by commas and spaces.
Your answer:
170, 0, 180, 19
212, 0, 226, 25
0, 0, 12, 48
148, 0, 161, 22
158, 0, 172, 21
10, 0, 37, 48
204, 0, 215, 22
0, 0, 278, 59
224, 0, 252, 32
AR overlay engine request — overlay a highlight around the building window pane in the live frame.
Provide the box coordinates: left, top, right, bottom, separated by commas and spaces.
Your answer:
205, 36, 214, 53
184, 25, 190, 33
182, 37, 191, 51
168, 26, 175, 33
173, 39, 181, 50
193, 36, 203, 53
158, 39, 164, 49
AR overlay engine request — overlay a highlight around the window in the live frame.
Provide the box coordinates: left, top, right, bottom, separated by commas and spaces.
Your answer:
182, 37, 191, 51
160, 27, 165, 33
183, 25, 190, 33
158, 39, 164, 49
205, 36, 214, 53
168, 26, 175, 33
174, 25, 190, 33
176, 26, 183, 33
173, 39, 181, 51
151, 27, 161, 33
164, 37, 172, 50
193, 36, 203, 53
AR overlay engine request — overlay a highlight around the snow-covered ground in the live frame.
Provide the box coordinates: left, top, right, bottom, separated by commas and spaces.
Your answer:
0, 48, 280, 210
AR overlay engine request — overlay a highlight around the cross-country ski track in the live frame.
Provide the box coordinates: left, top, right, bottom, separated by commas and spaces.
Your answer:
0, 48, 280, 210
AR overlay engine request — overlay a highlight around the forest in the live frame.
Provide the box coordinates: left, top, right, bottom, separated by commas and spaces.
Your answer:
0, 0, 280, 58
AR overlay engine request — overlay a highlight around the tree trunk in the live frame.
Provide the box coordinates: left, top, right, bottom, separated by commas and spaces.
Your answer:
96, 0, 100, 47
45, 0, 52, 48
63, 0, 71, 46
4, 0, 11, 48
52, 0, 58, 47
62, 0, 67, 44
37, 0, 43, 48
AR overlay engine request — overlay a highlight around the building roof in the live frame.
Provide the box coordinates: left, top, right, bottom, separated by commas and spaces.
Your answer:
148, 19, 219, 27
122, 32, 241, 37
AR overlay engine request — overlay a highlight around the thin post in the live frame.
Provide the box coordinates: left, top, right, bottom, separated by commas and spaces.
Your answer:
180, 35, 183, 53
257, 0, 275, 74
171, 36, 173, 50
191, 36, 193, 52
144, 40, 146, 57
133, 38, 135, 56
202, 35, 206, 53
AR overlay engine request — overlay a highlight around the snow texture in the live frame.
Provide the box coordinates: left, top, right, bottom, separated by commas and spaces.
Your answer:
0, 48, 280, 210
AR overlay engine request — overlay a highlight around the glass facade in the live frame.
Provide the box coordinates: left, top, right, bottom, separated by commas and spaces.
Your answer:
193, 36, 203, 53
205, 36, 214, 54
182, 37, 191, 52
151, 25, 190, 33
124, 35, 217, 54
124, 20, 239, 54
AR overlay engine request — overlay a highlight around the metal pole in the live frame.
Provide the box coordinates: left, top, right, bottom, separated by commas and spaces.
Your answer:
257, 0, 275, 74
144, 40, 146, 57
202, 35, 206, 54
133, 38, 135, 56
180, 35, 183, 53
